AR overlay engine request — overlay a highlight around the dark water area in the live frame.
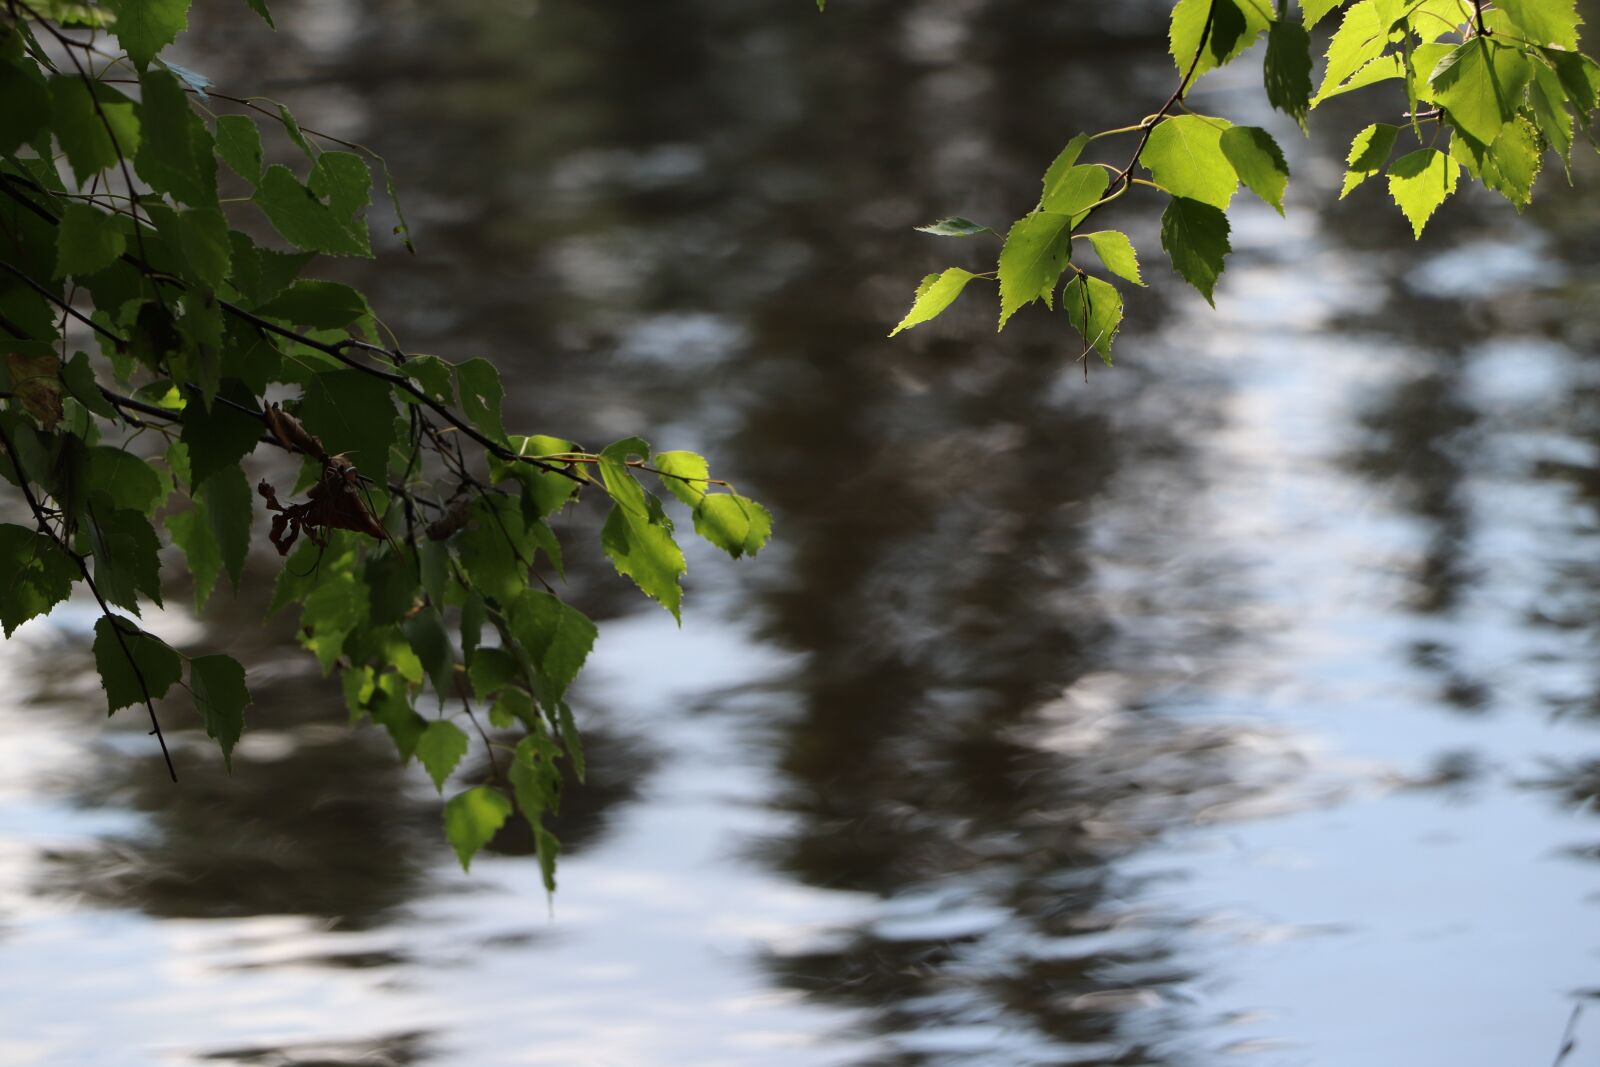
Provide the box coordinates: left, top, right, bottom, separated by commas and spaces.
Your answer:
6, 1, 1600, 1064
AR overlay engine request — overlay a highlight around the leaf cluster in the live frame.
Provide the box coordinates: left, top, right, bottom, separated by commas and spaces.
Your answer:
889, 0, 1599, 362
0, 0, 770, 889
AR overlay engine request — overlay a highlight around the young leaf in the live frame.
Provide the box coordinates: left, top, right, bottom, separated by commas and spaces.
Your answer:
1063, 273, 1123, 362
1313, 0, 1390, 105
1455, 116, 1543, 208
1387, 148, 1461, 237
601, 504, 686, 621
1429, 36, 1533, 146
1082, 231, 1145, 286
255, 279, 371, 328
296, 368, 398, 479
1341, 123, 1400, 198
1140, 114, 1238, 210
191, 653, 250, 769
914, 217, 995, 237
1264, 18, 1313, 125
106, 0, 191, 68
890, 267, 979, 336
49, 78, 141, 184
1531, 65, 1575, 172
443, 785, 512, 871
200, 464, 252, 590
214, 113, 263, 181
1301, 0, 1343, 29
134, 67, 217, 208
1219, 126, 1289, 215
1040, 134, 1091, 205
180, 379, 264, 486
1169, 0, 1270, 81
86, 497, 164, 612
997, 212, 1072, 329
1160, 197, 1232, 307
1498, 0, 1581, 50
92, 616, 182, 712
693, 493, 773, 559
417, 720, 470, 793
252, 165, 372, 257
54, 202, 126, 278
653, 450, 710, 507
455, 358, 506, 443
0, 524, 77, 636
508, 590, 598, 702
165, 505, 222, 610
1040, 165, 1108, 217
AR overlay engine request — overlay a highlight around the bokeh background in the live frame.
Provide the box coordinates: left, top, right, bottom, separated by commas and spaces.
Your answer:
5, 1, 1600, 1064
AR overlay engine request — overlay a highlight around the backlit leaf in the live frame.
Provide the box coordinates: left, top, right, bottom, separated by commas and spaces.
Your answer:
914, 217, 995, 237
107, 0, 191, 68
1140, 114, 1238, 210
0, 524, 77, 636
890, 267, 979, 336
443, 785, 512, 871
693, 493, 773, 559
417, 720, 470, 793
1341, 122, 1400, 198
1219, 126, 1289, 215
1387, 147, 1460, 237
1082, 231, 1145, 286
997, 212, 1072, 329
54, 203, 125, 278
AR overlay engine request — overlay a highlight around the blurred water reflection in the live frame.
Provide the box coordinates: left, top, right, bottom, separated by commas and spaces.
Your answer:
6, 0, 1600, 1064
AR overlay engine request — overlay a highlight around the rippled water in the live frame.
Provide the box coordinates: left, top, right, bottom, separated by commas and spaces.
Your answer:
6, 1, 1600, 1064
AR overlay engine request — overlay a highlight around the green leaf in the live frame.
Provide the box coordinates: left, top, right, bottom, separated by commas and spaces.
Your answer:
1455, 115, 1542, 208
1160, 197, 1232, 307
1063, 273, 1123, 362
1169, 0, 1271, 80
601, 504, 685, 621
914, 217, 995, 237
1317, 52, 1403, 105
1264, 18, 1314, 125
1531, 65, 1575, 172
508, 589, 598, 702
172, 206, 231, 287
0, 524, 77, 636
296, 368, 397, 478
557, 701, 585, 783
443, 786, 512, 871
61, 351, 117, 419
1341, 122, 1401, 198
497, 435, 580, 519
997, 212, 1072, 329
92, 615, 181, 712
191, 653, 250, 769
889, 267, 979, 336
309, 151, 373, 218
1302, 0, 1344, 32
400, 354, 456, 405
460, 494, 534, 604
417, 720, 470, 793
298, 568, 366, 673
1040, 134, 1091, 206
1040, 164, 1108, 217
106, 0, 191, 68
1313, 0, 1391, 105
252, 164, 372, 258
455, 358, 506, 443
199, 461, 252, 589
254, 279, 371, 328
133, 67, 216, 208
1219, 126, 1289, 215
1140, 114, 1238, 210
1081, 231, 1145, 286
692, 494, 773, 559
214, 114, 263, 181
468, 646, 521, 702
49, 78, 141, 184
405, 607, 454, 698
54, 202, 126, 278
86, 446, 165, 516
1387, 148, 1460, 237
180, 379, 262, 486
1498, 0, 1580, 49
86, 496, 163, 612
1429, 36, 1533, 146
1542, 46, 1600, 114
227, 232, 314, 305
165, 504, 221, 609
0, 58, 50, 155
653, 450, 710, 507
